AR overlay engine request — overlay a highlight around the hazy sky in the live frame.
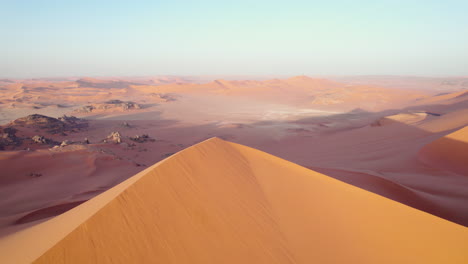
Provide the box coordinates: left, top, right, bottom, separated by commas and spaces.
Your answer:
1, 0, 467, 78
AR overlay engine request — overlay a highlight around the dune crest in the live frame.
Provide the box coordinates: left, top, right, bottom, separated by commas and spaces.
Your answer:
0, 137, 466, 263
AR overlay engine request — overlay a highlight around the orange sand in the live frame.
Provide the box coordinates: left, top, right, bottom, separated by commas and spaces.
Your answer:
0, 138, 466, 263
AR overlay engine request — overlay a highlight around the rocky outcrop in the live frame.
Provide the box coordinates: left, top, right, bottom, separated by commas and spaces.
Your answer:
149, 93, 177, 102
60, 140, 71, 147
75, 100, 142, 113
31, 135, 56, 145
129, 134, 155, 143
0, 127, 21, 150
11, 114, 65, 132
9, 114, 87, 134
104, 132, 122, 144
78, 106, 94, 113
105, 100, 141, 110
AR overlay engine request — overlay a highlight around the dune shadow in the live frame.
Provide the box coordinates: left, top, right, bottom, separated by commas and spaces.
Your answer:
14, 200, 87, 225
197, 103, 468, 226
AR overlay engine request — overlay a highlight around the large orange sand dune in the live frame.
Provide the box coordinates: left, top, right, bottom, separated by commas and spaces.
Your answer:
0, 138, 466, 263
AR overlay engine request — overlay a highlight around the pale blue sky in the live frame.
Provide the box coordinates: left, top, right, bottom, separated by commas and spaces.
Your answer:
1, 0, 467, 78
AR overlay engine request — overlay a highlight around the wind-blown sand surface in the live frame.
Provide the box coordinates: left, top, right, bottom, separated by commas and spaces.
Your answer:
0, 75, 467, 259
0, 138, 466, 264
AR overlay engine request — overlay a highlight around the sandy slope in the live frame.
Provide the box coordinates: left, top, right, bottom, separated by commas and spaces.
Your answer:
0, 146, 141, 234
419, 126, 468, 175
373, 112, 428, 126
330, 75, 468, 92
416, 108, 468, 133
259, 106, 468, 225
130, 75, 426, 111
414, 90, 468, 105
0, 138, 466, 264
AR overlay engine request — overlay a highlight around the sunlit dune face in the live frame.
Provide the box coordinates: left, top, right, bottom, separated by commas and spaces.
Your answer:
0, 138, 467, 264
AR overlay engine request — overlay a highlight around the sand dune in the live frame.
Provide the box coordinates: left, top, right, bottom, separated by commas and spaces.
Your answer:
130, 75, 425, 111
419, 126, 468, 175
0, 138, 466, 263
266, 106, 468, 225
0, 146, 141, 232
415, 90, 468, 105
417, 108, 468, 132
372, 112, 428, 126
330, 76, 468, 92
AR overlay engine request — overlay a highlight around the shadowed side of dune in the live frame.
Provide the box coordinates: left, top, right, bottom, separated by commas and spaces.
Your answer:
0, 138, 467, 264
308, 167, 440, 212
419, 126, 468, 175
14, 201, 87, 225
